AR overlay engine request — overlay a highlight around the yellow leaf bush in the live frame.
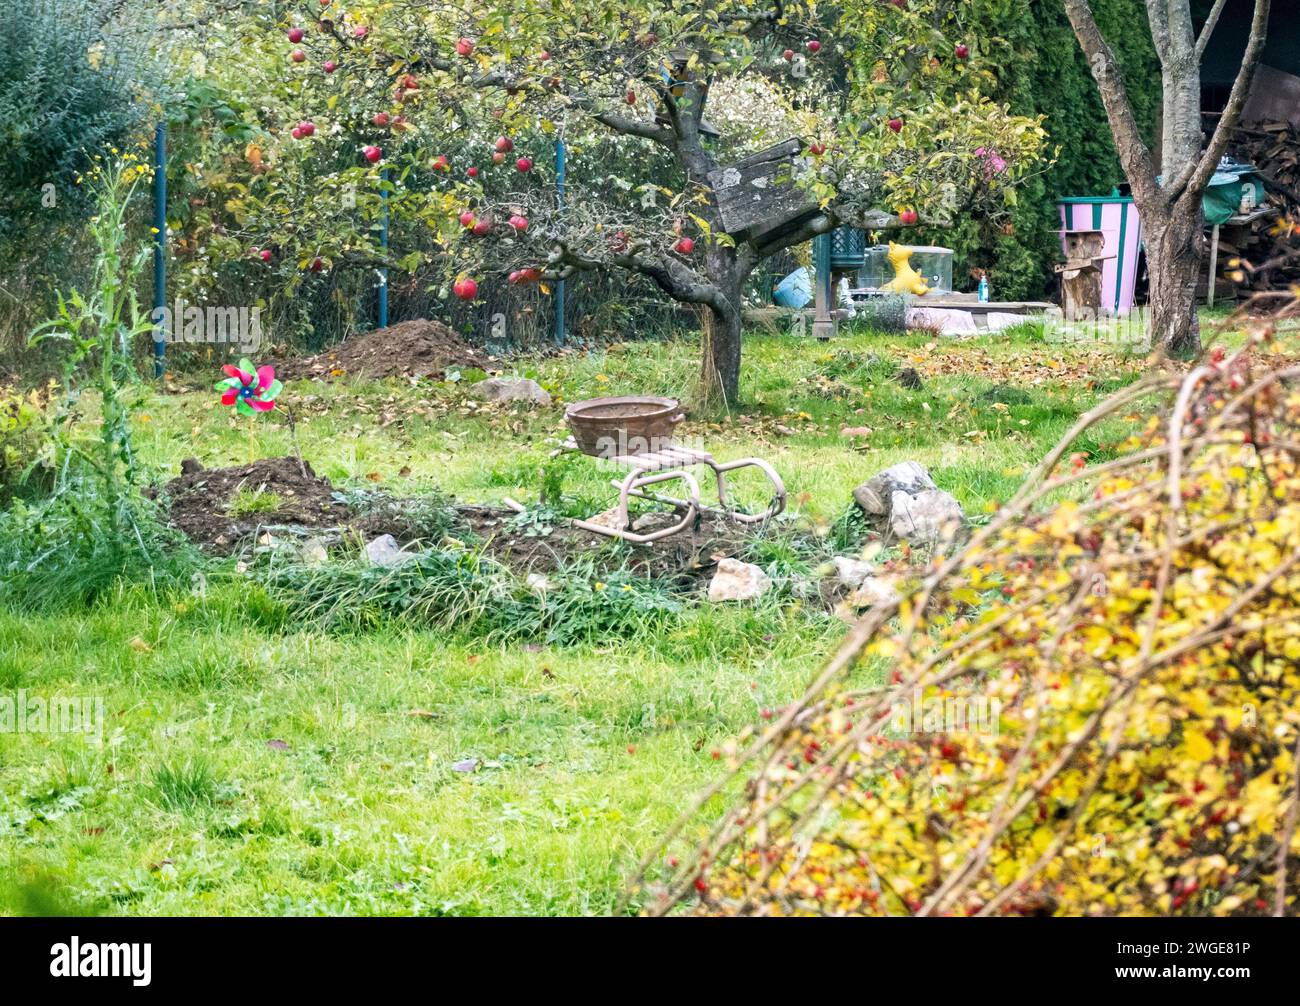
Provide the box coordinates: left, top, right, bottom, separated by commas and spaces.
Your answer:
638, 337, 1300, 917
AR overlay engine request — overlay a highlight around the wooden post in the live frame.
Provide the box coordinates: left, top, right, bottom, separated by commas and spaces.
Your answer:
812, 231, 835, 340
1206, 222, 1220, 307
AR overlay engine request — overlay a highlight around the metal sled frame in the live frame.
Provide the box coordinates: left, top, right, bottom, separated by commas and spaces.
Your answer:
506, 439, 787, 545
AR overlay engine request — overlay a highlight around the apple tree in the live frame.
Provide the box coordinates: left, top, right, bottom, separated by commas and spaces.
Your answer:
236, 0, 1045, 404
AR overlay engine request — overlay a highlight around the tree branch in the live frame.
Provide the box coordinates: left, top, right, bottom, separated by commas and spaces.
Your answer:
1064, 0, 1162, 209
1171, 0, 1271, 208
1143, 0, 1172, 66
548, 244, 730, 314
1195, 0, 1230, 59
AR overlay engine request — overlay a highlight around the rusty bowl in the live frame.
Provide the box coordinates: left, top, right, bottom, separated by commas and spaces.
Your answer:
564, 395, 684, 457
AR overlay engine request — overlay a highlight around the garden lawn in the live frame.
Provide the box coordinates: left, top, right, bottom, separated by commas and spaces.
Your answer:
1, 323, 1163, 915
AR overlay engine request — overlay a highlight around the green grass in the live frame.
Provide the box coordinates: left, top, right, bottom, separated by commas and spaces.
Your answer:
0, 322, 1197, 916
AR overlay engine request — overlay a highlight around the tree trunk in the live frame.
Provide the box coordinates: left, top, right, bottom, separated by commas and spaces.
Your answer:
1145, 203, 1203, 357
698, 300, 742, 409
694, 242, 746, 409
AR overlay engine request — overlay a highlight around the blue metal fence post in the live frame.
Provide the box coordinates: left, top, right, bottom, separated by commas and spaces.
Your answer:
378, 166, 390, 329
153, 122, 167, 377
554, 137, 566, 346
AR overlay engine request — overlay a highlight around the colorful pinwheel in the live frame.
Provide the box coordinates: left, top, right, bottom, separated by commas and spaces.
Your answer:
215, 359, 282, 415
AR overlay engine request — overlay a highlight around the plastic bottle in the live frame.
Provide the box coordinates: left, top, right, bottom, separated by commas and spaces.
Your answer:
978, 274, 990, 303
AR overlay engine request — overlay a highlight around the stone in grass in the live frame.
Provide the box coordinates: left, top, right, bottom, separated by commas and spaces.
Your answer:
835, 575, 902, 624
889, 488, 965, 544
852, 460, 966, 545
470, 376, 552, 407
300, 538, 329, 566
708, 557, 772, 602
847, 576, 901, 609
364, 533, 417, 568
829, 556, 876, 589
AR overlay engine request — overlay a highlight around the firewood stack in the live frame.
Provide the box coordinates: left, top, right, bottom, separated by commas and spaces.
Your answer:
1220, 120, 1300, 294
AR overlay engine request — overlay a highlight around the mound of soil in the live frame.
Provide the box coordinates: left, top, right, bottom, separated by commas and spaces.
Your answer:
161, 456, 348, 552
277, 319, 491, 381
159, 455, 769, 583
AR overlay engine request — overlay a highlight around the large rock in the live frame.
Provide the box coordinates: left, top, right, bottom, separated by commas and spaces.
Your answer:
853, 461, 966, 545
708, 558, 772, 602
470, 376, 552, 407
853, 461, 936, 515
889, 488, 965, 543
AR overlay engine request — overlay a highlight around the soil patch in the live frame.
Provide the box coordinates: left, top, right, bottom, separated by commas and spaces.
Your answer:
160, 456, 771, 582
160, 456, 348, 552
276, 319, 492, 381
447, 506, 759, 584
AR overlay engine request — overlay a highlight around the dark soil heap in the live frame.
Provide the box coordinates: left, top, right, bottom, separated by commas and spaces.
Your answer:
162, 456, 348, 551
276, 319, 491, 381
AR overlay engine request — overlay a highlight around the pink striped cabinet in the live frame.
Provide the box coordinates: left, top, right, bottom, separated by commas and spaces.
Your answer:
1058, 195, 1143, 314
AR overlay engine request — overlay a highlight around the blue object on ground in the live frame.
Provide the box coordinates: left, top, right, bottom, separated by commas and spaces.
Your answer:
774, 267, 812, 309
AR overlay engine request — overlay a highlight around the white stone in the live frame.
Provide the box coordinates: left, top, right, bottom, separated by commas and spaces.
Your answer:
830, 556, 876, 588
300, 539, 329, 565
847, 575, 901, 609
364, 533, 416, 568
853, 461, 966, 545
853, 460, 936, 515
889, 488, 966, 544
707, 558, 772, 602
470, 376, 552, 407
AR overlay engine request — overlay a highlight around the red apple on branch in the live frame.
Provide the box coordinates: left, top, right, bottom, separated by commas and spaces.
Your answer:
491, 151, 506, 164
508, 214, 529, 232
453, 277, 478, 300
291, 49, 306, 63
494, 136, 514, 153
459, 210, 476, 228
259, 248, 272, 262
888, 117, 903, 133
782, 49, 794, 61
899, 209, 918, 225
466, 166, 479, 177
806, 39, 821, 53
516, 157, 533, 172
323, 60, 337, 73
674, 237, 695, 255
955, 43, 969, 59
372, 112, 390, 127
353, 25, 367, 38
362, 145, 382, 162
431, 154, 450, 171
287, 27, 305, 43
456, 37, 475, 57
472, 218, 492, 236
